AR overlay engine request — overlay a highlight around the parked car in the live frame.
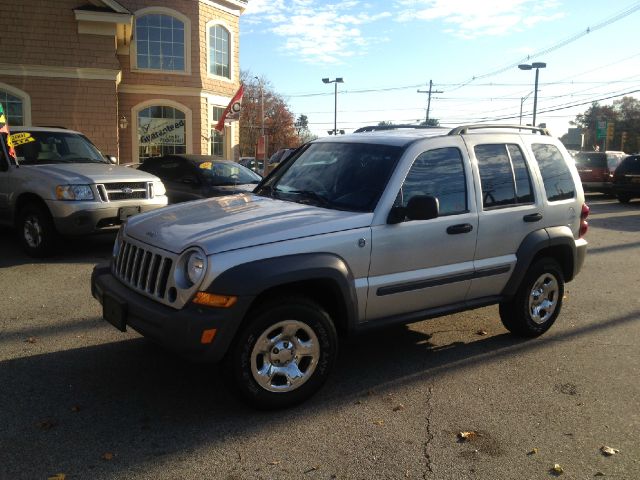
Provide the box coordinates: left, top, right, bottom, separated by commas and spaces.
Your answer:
92, 123, 588, 409
238, 157, 265, 176
137, 154, 261, 204
612, 154, 640, 203
574, 151, 626, 194
0, 126, 167, 257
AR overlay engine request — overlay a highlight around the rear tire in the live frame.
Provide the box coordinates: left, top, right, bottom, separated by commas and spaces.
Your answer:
17, 203, 58, 258
499, 258, 564, 338
224, 296, 338, 409
617, 194, 631, 204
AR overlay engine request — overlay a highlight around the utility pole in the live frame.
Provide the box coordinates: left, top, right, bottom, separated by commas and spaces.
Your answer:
417, 80, 443, 124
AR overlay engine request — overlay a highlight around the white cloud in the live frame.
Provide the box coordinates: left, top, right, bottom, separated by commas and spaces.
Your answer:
395, 0, 564, 39
242, 1, 392, 64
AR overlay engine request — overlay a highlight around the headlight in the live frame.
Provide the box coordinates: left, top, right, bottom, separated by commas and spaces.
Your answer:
186, 251, 206, 285
56, 185, 94, 200
153, 181, 166, 197
175, 248, 208, 289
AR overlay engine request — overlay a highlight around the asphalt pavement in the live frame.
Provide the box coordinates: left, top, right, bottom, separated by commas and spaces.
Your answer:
0, 194, 638, 479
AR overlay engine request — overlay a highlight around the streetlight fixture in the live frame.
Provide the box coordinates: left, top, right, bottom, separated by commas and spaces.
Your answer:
322, 77, 344, 135
518, 62, 546, 127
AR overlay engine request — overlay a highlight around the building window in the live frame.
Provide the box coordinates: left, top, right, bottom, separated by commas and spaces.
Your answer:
138, 106, 186, 162
209, 24, 230, 78
210, 106, 224, 157
136, 13, 185, 71
0, 90, 24, 126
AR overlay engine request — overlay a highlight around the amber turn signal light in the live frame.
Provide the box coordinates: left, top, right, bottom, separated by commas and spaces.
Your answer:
193, 292, 237, 308
200, 328, 217, 344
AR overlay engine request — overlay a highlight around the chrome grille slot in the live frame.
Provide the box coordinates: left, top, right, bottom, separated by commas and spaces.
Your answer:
112, 237, 176, 304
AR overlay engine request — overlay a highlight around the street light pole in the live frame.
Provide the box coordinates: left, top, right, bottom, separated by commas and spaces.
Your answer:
519, 91, 532, 125
518, 62, 546, 127
322, 77, 344, 135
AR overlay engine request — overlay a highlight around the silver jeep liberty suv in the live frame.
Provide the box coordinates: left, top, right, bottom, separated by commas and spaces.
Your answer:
92, 124, 589, 409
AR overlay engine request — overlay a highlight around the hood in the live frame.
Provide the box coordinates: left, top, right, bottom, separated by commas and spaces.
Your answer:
125, 194, 373, 255
25, 163, 159, 184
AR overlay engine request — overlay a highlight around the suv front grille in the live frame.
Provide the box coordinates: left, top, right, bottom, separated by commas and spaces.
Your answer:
98, 182, 150, 202
113, 239, 173, 300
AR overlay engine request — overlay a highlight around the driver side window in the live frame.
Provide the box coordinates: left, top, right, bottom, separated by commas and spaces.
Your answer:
397, 147, 467, 216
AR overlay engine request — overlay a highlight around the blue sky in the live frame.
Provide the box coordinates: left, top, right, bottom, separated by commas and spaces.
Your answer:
239, 0, 640, 139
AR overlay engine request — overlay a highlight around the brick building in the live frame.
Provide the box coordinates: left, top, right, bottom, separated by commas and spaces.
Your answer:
0, 0, 246, 164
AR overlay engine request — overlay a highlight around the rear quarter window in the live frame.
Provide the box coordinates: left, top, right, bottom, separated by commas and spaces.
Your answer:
531, 144, 576, 202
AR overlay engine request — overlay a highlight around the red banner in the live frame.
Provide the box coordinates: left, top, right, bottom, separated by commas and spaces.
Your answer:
214, 84, 244, 134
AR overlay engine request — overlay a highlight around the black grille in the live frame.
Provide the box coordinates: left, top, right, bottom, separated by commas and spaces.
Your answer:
108, 191, 147, 200
113, 240, 173, 299
101, 182, 149, 201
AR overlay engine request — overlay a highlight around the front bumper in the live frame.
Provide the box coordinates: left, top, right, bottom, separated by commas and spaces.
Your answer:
48, 199, 167, 236
91, 263, 253, 363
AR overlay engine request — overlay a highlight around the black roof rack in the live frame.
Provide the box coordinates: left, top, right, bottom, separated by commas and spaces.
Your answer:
353, 124, 444, 133
448, 124, 551, 136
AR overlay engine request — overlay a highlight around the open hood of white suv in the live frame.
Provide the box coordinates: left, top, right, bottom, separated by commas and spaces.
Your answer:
125, 194, 373, 255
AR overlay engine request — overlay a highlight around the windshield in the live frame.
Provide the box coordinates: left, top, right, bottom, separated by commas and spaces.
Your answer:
11, 131, 107, 165
198, 161, 261, 186
255, 142, 403, 212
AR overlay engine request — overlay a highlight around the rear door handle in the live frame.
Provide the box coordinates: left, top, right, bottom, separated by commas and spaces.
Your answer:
447, 223, 473, 234
523, 213, 543, 222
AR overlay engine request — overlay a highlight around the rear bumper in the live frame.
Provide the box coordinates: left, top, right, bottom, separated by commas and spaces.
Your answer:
574, 238, 588, 279
581, 181, 612, 193
91, 263, 252, 362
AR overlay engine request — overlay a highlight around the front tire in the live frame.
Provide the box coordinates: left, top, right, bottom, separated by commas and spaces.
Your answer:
617, 194, 631, 204
17, 203, 58, 257
499, 258, 564, 337
224, 296, 338, 409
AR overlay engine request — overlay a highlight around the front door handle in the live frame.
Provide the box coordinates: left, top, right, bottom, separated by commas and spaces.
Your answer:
523, 213, 543, 222
447, 223, 473, 234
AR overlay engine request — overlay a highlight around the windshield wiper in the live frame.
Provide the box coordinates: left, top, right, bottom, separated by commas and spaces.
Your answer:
288, 189, 331, 207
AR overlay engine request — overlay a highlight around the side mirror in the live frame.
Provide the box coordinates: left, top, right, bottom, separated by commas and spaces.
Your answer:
106, 155, 118, 164
388, 195, 439, 224
406, 195, 439, 221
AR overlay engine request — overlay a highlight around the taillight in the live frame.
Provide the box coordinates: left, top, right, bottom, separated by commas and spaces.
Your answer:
579, 203, 590, 238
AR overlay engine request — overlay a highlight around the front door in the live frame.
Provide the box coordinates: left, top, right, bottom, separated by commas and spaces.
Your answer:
367, 142, 478, 321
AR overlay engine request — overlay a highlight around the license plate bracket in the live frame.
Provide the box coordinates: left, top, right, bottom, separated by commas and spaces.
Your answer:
103, 293, 127, 332
119, 206, 141, 221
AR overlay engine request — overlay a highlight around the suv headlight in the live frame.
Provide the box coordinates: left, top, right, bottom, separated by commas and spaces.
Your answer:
175, 248, 208, 288
56, 184, 94, 200
153, 181, 166, 197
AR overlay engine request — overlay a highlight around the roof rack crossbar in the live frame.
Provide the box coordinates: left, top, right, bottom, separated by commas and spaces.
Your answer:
354, 125, 444, 133
448, 124, 551, 136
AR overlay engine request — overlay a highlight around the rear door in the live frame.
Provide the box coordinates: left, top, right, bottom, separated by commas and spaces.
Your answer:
463, 135, 543, 299
367, 137, 478, 320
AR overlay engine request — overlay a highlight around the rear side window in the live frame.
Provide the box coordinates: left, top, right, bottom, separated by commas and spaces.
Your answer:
400, 147, 467, 216
474, 143, 534, 209
531, 144, 575, 202
618, 155, 640, 174
575, 152, 606, 168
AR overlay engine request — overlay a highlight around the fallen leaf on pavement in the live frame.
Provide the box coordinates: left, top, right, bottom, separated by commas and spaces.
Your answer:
594, 472, 605, 477
600, 446, 620, 456
25, 337, 37, 344
268, 460, 281, 465
393, 404, 405, 412
374, 420, 384, 426
457, 431, 480, 442
71, 405, 81, 412
304, 466, 319, 474
550, 463, 564, 475
527, 448, 538, 455
476, 330, 488, 336
102, 452, 114, 461
47, 474, 66, 480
